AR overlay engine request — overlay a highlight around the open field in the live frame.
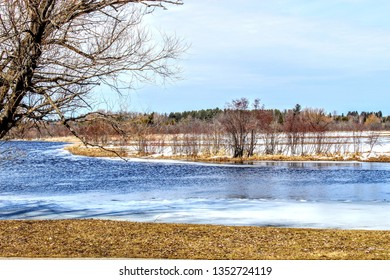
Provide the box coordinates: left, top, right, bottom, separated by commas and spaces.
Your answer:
1, 220, 390, 259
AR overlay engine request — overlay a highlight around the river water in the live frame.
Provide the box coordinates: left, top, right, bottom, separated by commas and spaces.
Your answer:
1, 141, 390, 229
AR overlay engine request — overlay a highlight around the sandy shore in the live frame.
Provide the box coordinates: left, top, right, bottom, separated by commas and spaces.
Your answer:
1, 220, 390, 259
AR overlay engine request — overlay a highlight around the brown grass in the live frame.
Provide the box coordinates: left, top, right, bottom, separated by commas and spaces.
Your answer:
41, 136, 82, 143
65, 145, 390, 163
1, 220, 390, 259
65, 145, 128, 158
152, 154, 373, 164
364, 155, 390, 162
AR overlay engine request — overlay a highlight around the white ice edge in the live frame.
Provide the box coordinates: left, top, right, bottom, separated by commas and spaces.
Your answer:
1, 197, 390, 230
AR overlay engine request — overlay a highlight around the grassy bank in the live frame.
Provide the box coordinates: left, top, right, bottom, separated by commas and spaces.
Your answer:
1, 220, 390, 259
65, 144, 390, 163
65, 145, 128, 158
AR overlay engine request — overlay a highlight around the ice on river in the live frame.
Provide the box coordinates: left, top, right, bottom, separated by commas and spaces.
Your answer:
1, 195, 390, 230
1, 141, 390, 230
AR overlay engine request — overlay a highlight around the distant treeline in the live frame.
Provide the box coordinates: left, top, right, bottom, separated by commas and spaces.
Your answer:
166, 107, 387, 126
6, 98, 390, 158
167, 108, 223, 122
8, 101, 390, 139
8, 100, 390, 141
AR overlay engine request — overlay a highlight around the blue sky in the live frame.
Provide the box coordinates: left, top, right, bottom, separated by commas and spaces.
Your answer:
105, 0, 390, 115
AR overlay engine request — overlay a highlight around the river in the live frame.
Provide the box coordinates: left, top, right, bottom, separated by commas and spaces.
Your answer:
1, 141, 390, 229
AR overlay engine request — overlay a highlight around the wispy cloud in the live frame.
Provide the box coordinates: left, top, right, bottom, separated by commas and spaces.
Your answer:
151, 0, 390, 73
137, 0, 390, 113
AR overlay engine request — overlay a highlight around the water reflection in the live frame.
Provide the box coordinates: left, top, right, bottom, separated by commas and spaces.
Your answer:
255, 161, 362, 169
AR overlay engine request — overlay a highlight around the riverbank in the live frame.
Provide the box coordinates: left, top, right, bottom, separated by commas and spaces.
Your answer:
1, 220, 389, 259
8, 136, 81, 143
64, 143, 390, 163
8, 135, 390, 162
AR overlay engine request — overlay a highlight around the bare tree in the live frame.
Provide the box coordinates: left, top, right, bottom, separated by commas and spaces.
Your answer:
284, 104, 303, 155
246, 98, 262, 157
219, 98, 249, 158
126, 112, 156, 155
261, 112, 281, 155
0, 0, 184, 140
302, 108, 331, 155
365, 131, 381, 156
220, 98, 265, 158
209, 117, 224, 155
352, 123, 364, 154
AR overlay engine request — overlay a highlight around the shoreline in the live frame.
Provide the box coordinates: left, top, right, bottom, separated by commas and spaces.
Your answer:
64, 143, 390, 164
6, 137, 390, 163
1, 219, 390, 259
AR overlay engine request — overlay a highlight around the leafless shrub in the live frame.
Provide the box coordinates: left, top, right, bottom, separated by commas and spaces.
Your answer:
366, 131, 381, 156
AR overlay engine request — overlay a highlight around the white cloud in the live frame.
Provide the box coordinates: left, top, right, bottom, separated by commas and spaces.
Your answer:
149, 0, 390, 72
138, 0, 390, 113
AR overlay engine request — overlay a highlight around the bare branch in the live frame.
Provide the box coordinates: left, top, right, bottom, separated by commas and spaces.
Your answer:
0, 0, 185, 140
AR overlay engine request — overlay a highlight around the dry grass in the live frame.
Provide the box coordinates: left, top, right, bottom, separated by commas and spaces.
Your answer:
364, 155, 390, 162
1, 220, 390, 259
40, 136, 81, 143
65, 146, 390, 163
65, 145, 128, 158
152, 154, 373, 164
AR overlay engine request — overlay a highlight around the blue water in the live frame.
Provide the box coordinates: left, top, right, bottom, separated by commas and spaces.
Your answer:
1, 141, 390, 229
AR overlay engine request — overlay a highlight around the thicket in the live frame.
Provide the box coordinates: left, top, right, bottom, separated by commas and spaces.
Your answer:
7, 98, 389, 158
